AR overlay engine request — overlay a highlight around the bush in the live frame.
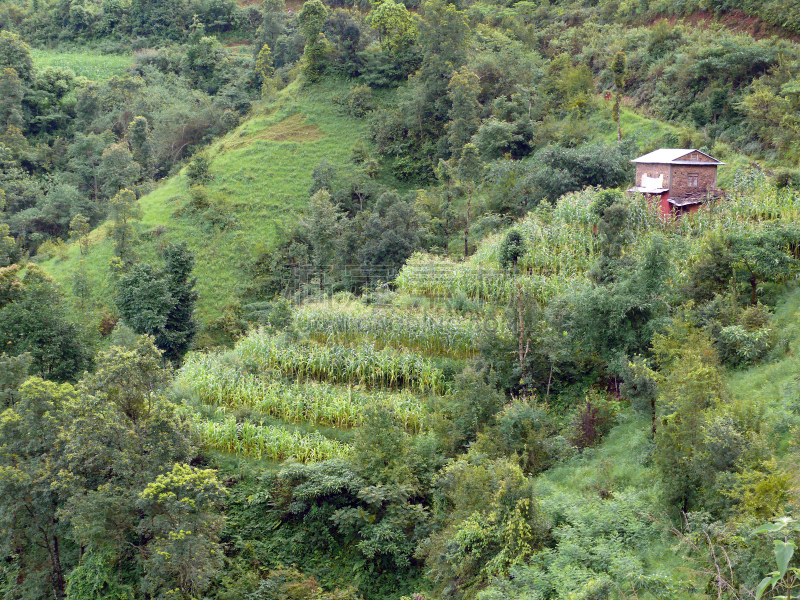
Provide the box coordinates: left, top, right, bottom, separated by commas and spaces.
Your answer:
345, 83, 375, 117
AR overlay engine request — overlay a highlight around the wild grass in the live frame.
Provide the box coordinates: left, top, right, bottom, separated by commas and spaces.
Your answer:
31, 48, 132, 80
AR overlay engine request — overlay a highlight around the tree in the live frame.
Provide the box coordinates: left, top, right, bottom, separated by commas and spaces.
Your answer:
499, 229, 525, 270
116, 243, 198, 364
610, 51, 627, 141
72, 260, 94, 312
0, 265, 92, 382
0, 351, 32, 406
67, 131, 115, 201
457, 143, 483, 257
108, 188, 142, 264
0, 377, 77, 600
649, 314, 727, 512
0, 68, 25, 131
417, 0, 470, 120
0, 30, 34, 84
138, 465, 226, 599
368, 0, 416, 55
0, 222, 13, 266
255, 44, 275, 97
160, 242, 199, 364
65, 336, 194, 560
127, 116, 153, 177
98, 142, 141, 198
299, 0, 328, 81
421, 454, 546, 598
69, 213, 91, 255
302, 189, 343, 271
727, 224, 800, 305
446, 67, 481, 155
358, 194, 422, 273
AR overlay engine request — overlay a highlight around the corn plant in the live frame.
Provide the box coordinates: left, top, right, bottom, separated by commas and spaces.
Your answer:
232, 333, 446, 394
193, 416, 349, 462
178, 354, 427, 432
294, 300, 488, 358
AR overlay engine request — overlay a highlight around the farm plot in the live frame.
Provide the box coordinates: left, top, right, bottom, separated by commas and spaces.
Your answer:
179, 353, 427, 432
234, 332, 447, 394
192, 416, 349, 462
31, 48, 132, 80
178, 328, 445, 463
294, 300, 490, 359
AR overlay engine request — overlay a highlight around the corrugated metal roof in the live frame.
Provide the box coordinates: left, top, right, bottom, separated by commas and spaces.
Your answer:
631, 149, 724, 164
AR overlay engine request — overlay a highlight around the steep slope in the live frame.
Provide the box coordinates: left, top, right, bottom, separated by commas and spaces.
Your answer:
40, 77, 369, 326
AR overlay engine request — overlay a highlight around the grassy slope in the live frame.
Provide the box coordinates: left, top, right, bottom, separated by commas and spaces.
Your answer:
41, 77, 369, 324
726, 285, 800, 455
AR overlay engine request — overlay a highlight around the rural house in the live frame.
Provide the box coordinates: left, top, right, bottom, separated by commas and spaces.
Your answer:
628, 149, 724, 217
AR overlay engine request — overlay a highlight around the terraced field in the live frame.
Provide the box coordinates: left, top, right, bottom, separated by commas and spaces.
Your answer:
177, 300, 473, 462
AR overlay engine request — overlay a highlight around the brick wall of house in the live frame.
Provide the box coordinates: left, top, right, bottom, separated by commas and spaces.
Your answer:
636, 163, 671, 188
669, 164, 717, 198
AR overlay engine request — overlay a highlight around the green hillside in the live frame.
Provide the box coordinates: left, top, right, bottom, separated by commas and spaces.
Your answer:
6, 0, 800, 598
39, 77, 370, 326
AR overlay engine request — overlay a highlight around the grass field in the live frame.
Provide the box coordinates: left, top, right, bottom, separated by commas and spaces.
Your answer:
31, 48, 132, 80
40, 77, 371, 324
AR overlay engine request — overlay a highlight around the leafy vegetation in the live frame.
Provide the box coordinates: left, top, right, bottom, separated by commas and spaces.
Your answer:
5, 0, 800, 597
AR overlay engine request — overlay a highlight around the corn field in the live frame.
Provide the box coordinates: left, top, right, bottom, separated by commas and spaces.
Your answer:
178, 353, 427, 432
233, 332, 446, 394
193, 417, 348, 462
395, 253, 584, 305
294, 300, 485, 358
398, 184, 800, 306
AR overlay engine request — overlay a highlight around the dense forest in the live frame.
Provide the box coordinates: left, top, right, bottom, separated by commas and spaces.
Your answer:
3, 0, 800, 598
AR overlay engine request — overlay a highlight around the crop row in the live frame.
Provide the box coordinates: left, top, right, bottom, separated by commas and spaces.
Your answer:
234, 332, 447, 394
395, 253, 583, 305
193, 417, 348, 462
178, 354, 426, 432
294, 301, 484, 358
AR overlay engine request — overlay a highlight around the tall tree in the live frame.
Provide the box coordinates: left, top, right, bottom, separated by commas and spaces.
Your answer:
446, 67, 481, 156
368, 0, 416, 55
727, 224, 800, 305
160, 242, 198, 364
610, 51, 627, 141
299, 0, 328, 81
69, 213, 91, 255
127, 116, 153, 178
457, 143, 483, 257
116, 243, 198, 364
0, 377, 77, 600
108, 188, 142, 264
0, 265, 92, 382
417, 0, 470, 120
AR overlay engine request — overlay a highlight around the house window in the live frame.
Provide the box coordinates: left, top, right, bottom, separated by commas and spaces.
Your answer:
690, 152, 699, 161
688, 173, 699, 187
